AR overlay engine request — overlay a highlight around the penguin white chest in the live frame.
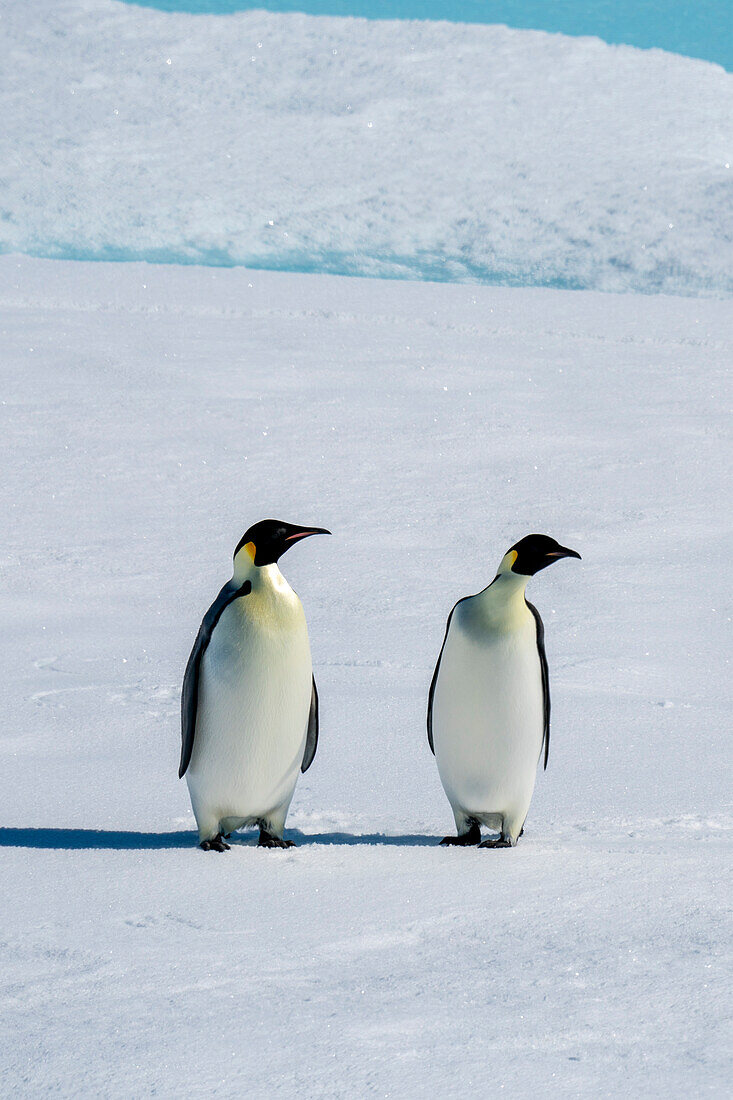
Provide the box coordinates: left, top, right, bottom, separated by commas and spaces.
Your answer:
187, 581, 312, 825
432, 600, 544, 823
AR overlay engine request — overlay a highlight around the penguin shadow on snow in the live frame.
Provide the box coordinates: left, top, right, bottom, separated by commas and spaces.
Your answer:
0, 827, 437, 850
279, 829, 436, 847
0, 827, 197, 850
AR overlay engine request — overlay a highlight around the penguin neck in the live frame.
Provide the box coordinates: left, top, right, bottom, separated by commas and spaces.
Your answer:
485, 569, 529, 597
476, 568, 530, 620
232, 555, 290, 595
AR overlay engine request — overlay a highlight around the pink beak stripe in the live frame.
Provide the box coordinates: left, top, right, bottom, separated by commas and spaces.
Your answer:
285, 531, 316, 541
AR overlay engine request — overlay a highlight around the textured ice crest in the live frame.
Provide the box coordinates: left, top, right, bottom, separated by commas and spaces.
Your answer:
119, 0, 733, 72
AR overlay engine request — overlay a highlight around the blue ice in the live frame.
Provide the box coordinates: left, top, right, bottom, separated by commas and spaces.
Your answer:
121, 0, 731, 72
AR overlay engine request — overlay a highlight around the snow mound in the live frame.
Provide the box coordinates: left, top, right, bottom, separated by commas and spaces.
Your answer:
1, 1, 731, 294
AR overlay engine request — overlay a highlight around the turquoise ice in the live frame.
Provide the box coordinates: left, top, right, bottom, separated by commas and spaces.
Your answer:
124, 0, 732, 71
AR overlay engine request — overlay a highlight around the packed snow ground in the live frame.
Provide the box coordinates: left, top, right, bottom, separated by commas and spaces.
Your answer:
2, 0, 732, 295
1, 256, 730, 1096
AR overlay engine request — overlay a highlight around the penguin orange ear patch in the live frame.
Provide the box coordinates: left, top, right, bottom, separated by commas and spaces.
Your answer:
244, 541, 256, 561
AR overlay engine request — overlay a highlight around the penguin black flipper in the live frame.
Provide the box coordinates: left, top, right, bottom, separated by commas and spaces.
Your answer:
427, 602, 462, 755
526, 599, 551, 769
179, 579, 252, 779
301, 676, 319, 773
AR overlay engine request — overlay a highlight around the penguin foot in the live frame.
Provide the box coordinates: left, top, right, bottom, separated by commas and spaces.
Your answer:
258, 829, 295, 849
199, 834, 231, 852
439, 822, 481, 846
478, 835, 513, 849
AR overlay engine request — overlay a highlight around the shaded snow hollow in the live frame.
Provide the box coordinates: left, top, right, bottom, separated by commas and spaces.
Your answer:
1, 257, 730, 1096
1, 1, 732, 295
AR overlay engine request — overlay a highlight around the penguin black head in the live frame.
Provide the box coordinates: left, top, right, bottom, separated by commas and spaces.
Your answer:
502, 534, 581, 576
234, 519, 330, 568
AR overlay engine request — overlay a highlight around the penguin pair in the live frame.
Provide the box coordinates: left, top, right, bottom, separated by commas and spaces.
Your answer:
179, 521, 580, 851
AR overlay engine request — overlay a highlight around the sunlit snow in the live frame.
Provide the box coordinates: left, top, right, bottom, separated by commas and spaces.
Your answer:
1, 256, 730, 1095
1, 0, 731, 1094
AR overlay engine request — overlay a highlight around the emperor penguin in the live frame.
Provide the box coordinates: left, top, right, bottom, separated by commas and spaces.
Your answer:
179, 519, 330, 851
428, 533, 580, 848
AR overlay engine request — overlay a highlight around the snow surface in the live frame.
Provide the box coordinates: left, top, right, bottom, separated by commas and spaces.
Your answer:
2, 1, 732, 295
1, 255, 730, 1096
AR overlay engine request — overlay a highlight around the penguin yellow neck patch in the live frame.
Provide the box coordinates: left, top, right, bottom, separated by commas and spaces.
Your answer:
233, 541, 258, 584
499, 549, 518, 573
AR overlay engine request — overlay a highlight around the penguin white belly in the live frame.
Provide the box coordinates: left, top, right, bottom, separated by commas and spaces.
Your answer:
186, 593, 312, 835
432, 614, 543, 832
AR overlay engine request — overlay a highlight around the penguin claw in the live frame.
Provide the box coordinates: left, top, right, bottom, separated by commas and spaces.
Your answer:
199, 835, 231, 852
478, 836, 513, 849
258, 831, 295, 849
439, 822, 482, 846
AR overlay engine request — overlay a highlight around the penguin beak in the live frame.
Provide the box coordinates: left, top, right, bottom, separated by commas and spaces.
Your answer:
284, 527, 331, 542
547, 545, 581, 561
